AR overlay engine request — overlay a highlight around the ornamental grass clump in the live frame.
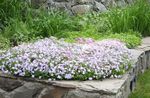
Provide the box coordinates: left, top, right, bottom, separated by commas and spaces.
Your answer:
0, 37, 133, 80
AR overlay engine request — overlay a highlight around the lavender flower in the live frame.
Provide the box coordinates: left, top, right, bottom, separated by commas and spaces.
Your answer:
0, 37, 133, 80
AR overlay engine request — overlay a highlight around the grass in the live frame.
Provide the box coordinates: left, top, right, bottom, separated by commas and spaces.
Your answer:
129, 70, 150, 98
107, 0, 150, 36
1, 0, 150, 49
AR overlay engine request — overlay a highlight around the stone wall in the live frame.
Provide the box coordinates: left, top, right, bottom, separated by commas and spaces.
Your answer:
31, 0, 134, 14
0, 37, 150, 98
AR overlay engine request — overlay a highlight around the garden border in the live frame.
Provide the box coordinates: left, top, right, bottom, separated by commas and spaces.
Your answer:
0, 37, 150, 98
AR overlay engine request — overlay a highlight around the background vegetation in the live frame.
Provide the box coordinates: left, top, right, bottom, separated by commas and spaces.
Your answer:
0, 0, 150, 50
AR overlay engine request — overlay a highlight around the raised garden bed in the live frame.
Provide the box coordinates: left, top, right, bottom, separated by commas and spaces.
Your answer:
0, 37, 150, 98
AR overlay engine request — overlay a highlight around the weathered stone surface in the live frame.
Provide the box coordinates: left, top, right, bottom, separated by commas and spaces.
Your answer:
125, 0, 133, 4
9, 82, 44, 98
147, 52, 150, 68
0, 78, 23, 92
37, 87, 54, 98
71, 5, 92, 14
75, 0, 95, 4
116, 0, 127, 7
54, 0, 69, 2
101, 0, 117, 8
53, 2, 68, 10
38, 86, 69, 98
63, 90, 100, 98
0, 89, 6, 98
94, 1, 107, 12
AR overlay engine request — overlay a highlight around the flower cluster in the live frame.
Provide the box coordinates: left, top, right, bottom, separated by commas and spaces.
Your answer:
0, 37, 133, 80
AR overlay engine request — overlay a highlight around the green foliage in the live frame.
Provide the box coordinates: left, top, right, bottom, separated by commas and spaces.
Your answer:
64, 31, 141, 49
0, 0, 29, 26
0, 0, 147, 49
29, 10, 78, 38
0, 35, 10, 49
107, 0, 150, 36
75, 12, 111, 34
2, 8, 79, 46
129, 70, 150, 98
64, 31, 102, 42
104, 32, 142, 48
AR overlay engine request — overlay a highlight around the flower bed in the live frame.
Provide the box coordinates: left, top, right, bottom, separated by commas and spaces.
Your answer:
0, 37, 133, 80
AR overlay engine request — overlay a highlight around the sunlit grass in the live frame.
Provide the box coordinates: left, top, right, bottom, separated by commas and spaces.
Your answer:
129, 70, 150, 98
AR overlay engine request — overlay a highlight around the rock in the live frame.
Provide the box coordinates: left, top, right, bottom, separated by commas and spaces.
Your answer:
147, 52, 150, 68
53, 2, 67, 10
116, 0, 127, 7
10, 83, 44, 98
38, 87, 69, 98
101, 0, 117, 8
0, 78, 23, 92
75, 0, 95, 4
94, 1, 107, 12
63, 90, 99, 98
54, 0, 69, 2
95, 0, 101, 2
125, 0, 133, 4
0, 88, 6, 98
71, 4, 92, 14
37, 87, 54, 98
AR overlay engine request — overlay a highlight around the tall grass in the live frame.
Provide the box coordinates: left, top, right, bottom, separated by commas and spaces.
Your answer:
0, 0, 148, 49
0, 0, 29, 26
0, 0, 79, 46
107, 0, 150, 36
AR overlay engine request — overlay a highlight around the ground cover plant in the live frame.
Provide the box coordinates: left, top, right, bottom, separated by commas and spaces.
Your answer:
0, 37, 133, 80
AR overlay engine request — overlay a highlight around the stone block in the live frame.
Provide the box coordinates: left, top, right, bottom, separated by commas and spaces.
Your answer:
71, 4, 92, 14
38, 86, 69, 98
75, 0, 95, 4
0, 78, 23, 92
94, 1, 107, 12
10, 83, 44, 98
101, 0, 117, 8
63, 90, 100, 98
141, 53, 147, 71
54, 0, 69, 2
0, 89, 6, 98
116, 0, 127, 7
148, 52, 150, 68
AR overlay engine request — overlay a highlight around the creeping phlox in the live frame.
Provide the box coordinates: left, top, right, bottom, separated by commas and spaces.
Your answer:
0, 37, 133, 80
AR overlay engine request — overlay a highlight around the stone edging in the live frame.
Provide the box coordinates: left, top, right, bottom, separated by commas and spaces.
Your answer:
0, 37, 150, 98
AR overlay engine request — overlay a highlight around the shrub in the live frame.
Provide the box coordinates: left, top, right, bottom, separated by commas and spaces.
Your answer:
64, 30, 141, 48
104, 32, 142, 48
0, 37, 133, 80
0, 35, 10, 49
64, 31, 102, 43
